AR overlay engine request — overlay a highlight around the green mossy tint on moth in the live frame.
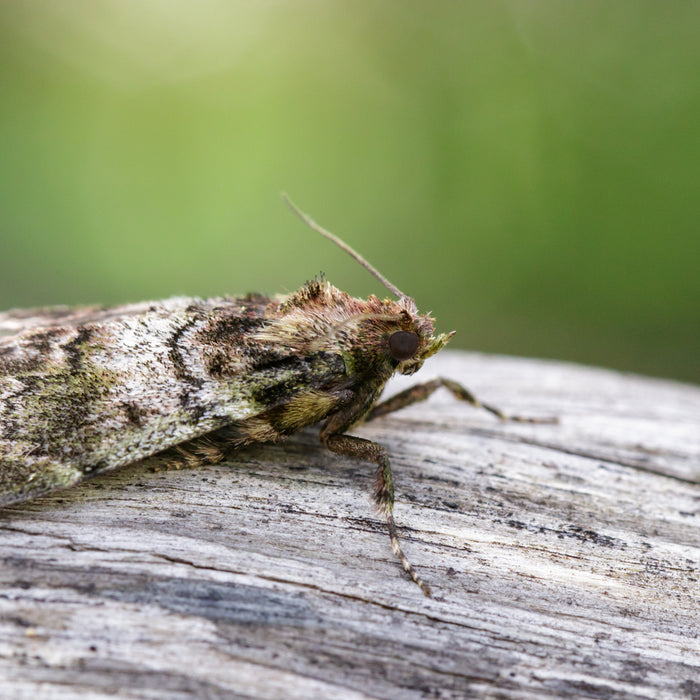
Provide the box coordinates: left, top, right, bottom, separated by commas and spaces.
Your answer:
1, 198, 547, 596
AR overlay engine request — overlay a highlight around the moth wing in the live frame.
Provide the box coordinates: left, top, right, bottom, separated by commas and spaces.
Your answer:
0, 300, 165, 337
0, 296, 276, 505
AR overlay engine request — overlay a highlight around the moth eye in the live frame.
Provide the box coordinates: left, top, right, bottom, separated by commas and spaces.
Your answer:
388, 330, 420, 362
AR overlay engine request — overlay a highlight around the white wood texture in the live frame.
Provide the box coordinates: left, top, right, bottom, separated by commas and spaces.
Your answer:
1, 351, 698, 699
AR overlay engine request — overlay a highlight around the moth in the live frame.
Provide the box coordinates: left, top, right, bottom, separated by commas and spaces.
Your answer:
0, 197, 545, 596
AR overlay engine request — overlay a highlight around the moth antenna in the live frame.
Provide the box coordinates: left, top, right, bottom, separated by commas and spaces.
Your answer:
281, 193, 406, 299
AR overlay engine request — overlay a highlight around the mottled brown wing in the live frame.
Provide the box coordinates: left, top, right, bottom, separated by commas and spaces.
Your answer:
0, 295, 292, 505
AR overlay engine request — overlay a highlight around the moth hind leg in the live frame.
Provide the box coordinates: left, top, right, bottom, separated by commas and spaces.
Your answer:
144, 427, 245, 472
321, 431, 431, 597
366, 377, 557, 424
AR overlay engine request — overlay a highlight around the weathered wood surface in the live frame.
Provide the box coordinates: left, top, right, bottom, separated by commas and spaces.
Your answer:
1, 350, 698, 700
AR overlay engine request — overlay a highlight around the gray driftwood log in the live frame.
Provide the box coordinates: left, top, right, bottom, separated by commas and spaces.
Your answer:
1, 351, 698, 699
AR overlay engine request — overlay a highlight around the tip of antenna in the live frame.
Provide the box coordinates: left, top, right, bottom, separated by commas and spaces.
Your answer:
280, 192, 318, 229
280, 192, 302, 213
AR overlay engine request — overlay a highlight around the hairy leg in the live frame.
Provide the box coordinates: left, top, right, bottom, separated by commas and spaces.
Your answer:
366, 377, 556, 424
321, 431, 431, 596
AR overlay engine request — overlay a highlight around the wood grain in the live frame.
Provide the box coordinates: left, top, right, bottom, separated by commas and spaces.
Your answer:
1, 351, 698, 699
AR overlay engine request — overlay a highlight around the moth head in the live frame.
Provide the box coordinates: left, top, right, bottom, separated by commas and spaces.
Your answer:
390, 328, 455, 376
282, 194, 456, 374
384, 297, 455, 376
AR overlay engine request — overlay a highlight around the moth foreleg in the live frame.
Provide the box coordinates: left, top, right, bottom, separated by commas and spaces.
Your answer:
320, 431, 431, 597
366, 377, 556, 424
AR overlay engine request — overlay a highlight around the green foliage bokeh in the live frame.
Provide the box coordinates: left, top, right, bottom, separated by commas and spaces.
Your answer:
1, 2, 698, 381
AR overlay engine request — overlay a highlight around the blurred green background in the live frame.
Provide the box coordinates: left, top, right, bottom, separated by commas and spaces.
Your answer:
0, 1, 698, 382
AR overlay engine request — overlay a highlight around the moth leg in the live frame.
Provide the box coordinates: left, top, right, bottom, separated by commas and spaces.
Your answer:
143, 430, 242, 472
320, 431, 431, 597
366, 377, 556, 424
